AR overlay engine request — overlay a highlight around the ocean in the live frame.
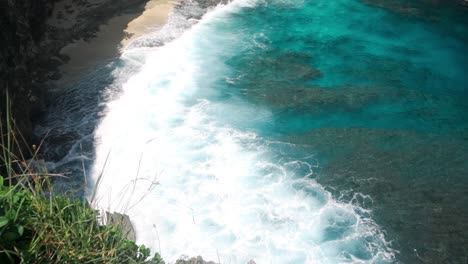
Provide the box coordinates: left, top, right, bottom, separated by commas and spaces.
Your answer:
38, 0, 468, 262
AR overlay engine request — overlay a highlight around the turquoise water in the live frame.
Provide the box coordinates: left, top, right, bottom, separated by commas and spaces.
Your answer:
212, 0, 468, 262
40, 0, 468, 262
216, 0, 468, 262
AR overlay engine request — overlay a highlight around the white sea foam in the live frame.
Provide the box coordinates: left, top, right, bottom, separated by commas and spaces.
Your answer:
90, 0, 395, 263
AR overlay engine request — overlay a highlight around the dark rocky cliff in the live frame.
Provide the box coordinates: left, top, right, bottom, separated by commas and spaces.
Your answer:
0, 0, 148, 155
0, 0, 55, 147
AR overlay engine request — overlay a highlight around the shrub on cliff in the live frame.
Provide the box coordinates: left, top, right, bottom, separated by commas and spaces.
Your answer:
0, 176, 164, 264
0, 107, 164, 263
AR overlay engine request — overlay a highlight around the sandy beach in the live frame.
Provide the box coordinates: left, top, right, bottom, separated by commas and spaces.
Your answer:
54, 0, 176, 84
122, 0, 177, 47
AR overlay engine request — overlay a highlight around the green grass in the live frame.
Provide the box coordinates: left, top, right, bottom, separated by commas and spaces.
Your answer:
0, 96, 165, 264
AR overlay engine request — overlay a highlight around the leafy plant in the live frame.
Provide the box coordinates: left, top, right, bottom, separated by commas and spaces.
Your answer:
0, 167, 166, 264
0, 175, 30, 263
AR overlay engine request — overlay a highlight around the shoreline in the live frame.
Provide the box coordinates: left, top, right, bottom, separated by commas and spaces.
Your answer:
32, 0, 179, 161
51, 0, 177, 85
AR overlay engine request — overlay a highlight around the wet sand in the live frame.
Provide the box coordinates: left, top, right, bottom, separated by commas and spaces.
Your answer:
122, 0, 177, 47
56, 0, 176, 84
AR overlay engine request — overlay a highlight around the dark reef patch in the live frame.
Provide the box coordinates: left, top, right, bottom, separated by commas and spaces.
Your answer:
288, 127, 468, 263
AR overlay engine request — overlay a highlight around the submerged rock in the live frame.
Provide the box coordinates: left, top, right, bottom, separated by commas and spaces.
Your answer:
288, 127, 468, 263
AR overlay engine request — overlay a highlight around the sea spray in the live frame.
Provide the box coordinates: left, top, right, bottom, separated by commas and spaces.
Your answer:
37, 0, 468, 262
90, 0, 395, 262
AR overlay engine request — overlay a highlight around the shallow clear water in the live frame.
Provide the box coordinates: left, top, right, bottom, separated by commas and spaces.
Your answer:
39, 0, 468, 263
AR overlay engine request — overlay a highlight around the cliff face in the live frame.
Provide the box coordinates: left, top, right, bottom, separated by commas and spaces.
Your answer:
0, 0, 55, 146
0, 0, 148, 152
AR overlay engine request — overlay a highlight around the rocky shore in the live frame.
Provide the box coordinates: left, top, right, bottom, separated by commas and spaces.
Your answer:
2, 0, 466, 156
0, 0, 226, 156
1, 1, 224, 262
0, 0, 148, 153
4, 0, 465, 262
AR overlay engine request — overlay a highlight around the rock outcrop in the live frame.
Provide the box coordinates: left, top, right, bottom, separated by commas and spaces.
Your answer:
0, 0, 55, 147
106, 212, 136, 242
